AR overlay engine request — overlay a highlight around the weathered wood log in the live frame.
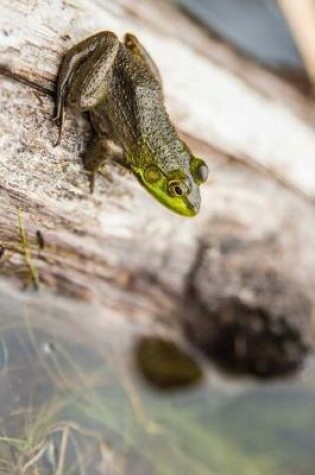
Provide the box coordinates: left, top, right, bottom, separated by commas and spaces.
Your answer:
0, 0, 315, 376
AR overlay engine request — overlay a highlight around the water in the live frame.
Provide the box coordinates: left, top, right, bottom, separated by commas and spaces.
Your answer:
0, 281, 315, 474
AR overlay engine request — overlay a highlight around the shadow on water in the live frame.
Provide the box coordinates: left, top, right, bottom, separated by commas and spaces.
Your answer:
0, 282, 315, 475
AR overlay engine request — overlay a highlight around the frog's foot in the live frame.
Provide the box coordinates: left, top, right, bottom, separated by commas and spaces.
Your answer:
87, 171, 95, 194
52, 108, 64, 147
83, 138, 124, 193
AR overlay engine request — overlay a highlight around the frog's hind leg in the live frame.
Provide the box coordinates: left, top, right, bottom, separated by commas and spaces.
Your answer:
54, 31, 119, 145
83, 138, 124, 193
124, 33, 163, 91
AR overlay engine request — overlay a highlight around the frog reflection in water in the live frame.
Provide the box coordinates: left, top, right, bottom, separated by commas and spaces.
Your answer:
54, 32, 208, 216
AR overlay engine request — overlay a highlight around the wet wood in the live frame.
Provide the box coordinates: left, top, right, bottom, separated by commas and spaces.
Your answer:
0, 0, 315, 376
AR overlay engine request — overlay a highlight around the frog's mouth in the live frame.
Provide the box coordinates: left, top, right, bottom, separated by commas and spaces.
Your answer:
136, 172, 200, 217
156, 188, 200, 217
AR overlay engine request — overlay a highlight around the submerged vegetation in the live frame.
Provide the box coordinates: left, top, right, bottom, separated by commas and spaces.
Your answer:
0, 296, 315, 475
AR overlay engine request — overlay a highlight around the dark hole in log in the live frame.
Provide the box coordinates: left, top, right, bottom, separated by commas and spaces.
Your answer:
182, 238, 312, 378
183, 297, 310, 378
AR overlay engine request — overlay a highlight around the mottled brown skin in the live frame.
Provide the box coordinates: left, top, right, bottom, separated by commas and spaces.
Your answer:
54, 31, 208, 216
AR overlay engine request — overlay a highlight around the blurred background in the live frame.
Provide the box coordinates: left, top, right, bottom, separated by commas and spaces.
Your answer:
177, 0, 302, 67
177, 0, 315, 93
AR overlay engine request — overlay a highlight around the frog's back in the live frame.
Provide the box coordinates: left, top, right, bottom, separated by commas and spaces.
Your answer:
114, 43, 160, 93
97, 44, 160, 146
94, 41, 189, 173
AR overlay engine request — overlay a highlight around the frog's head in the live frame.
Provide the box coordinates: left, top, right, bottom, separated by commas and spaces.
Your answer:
134, 157, 209, 217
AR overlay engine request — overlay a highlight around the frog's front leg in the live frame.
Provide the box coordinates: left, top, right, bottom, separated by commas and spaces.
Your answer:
83, 138, 125, 193
54, 31, 120, 145
124, 33, 163, 91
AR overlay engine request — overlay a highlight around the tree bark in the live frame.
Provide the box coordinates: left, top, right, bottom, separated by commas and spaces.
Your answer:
0, 0, 315, 376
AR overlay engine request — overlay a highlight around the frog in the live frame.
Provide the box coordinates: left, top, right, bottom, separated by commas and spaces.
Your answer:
54, 31, 209, 216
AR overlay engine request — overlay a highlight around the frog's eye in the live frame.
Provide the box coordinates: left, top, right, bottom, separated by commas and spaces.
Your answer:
144, 165, 162, 183
168, 180, 189, 197
190, 157, 209, 185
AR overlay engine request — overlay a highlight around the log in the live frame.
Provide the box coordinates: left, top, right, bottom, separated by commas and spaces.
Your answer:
0, 0, 315, 378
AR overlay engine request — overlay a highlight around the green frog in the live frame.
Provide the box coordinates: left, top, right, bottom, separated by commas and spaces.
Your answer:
54, 31, 208, 216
